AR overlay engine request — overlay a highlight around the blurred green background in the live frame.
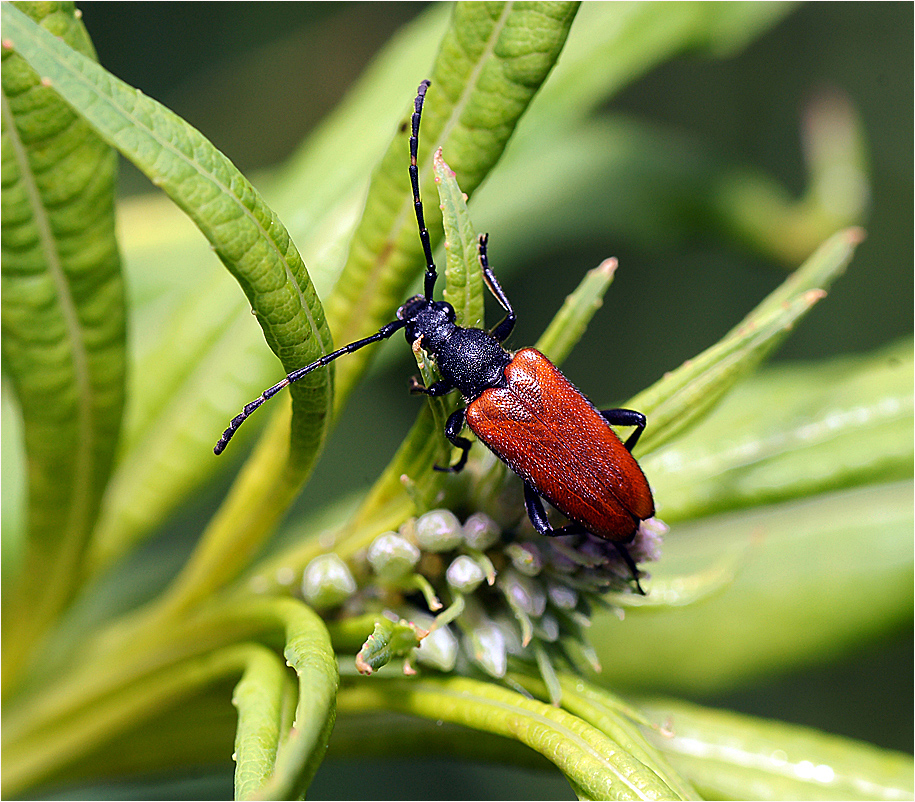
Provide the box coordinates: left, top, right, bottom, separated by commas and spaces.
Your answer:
69, 2, 912, 798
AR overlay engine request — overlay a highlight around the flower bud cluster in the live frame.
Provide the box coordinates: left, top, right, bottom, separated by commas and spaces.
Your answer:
303, 504, 665, 687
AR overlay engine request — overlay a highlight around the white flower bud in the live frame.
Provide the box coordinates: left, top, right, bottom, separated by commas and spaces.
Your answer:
414, 509, 463, 552
368, 532, 421, 581
301, 554, 356, 609
462, 512, 501, 550
446, 555, 486, 593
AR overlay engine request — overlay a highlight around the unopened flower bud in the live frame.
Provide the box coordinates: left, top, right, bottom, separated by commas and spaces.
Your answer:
466, 620, 507, 678
368, 532, 421, 581
414, 509, 463, 552
416, 625, 458, 672
462, 512, 501, 550
446, 555, 486, 593
301, 554, 356, 609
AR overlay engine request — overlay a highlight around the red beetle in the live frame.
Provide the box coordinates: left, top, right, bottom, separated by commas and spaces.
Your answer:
216, 80, 655, 590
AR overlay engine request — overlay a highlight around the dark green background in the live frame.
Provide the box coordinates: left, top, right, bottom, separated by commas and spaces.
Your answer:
67, 3, 913, 799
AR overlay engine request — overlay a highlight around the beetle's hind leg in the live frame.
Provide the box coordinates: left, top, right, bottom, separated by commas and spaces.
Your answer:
522, 483, 645, 594
610, 542, 645, 595
600, 408, 647, 452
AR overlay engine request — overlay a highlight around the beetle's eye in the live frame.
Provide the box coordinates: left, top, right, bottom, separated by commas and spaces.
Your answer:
397, 295, 425, 320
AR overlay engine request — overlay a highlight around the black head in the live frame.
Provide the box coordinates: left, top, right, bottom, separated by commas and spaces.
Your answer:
398, 297, 457, 349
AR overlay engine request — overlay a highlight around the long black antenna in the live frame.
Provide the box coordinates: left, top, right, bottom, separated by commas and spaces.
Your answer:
214, 80, 435, 456
214, 319, 406, 455
410, 79, 437, 300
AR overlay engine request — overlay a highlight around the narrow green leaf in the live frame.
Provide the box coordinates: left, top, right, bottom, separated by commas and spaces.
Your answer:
1, 2, 333, 479
410, 146, 487, 469
630, 228, 863, 454
592, 480, 913, 693
510, 670, 700, 801
535, 257, 618, 366
325, 1, 580, 406
245, 406, 455, 600
434, 147, 486, 330
645, 339, 913, 522
1, 1, 125, 691
355, 618, 424, 676
231, 647, 288, 800
639, 697, 914, 801
337, 673, 677, 800
251, 599, 338, 800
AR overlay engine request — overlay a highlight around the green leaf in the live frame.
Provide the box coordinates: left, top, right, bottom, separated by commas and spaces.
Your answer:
355, 617, 425, 676
639, 697, 914, 801
231, 646, 289, 800
590, 342, 913, 692
592, 480, 913, 694
324, 1, 581, 406
1, 1, 125, 690
535, 257, 618, 365
509, 670, 701, 800
434, 147, 486, 330
337, 673, 684, 800
1, 2, 333, 476
631, 228, 864, 454
646, 339, 913, 522
239, 599, 338, 800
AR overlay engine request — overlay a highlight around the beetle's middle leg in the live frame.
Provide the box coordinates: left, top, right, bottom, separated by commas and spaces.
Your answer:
523, 483, 645, 594
433, 407, 473, 473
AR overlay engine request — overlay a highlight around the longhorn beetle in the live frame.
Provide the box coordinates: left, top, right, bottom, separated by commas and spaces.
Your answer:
215, 80, 655, 592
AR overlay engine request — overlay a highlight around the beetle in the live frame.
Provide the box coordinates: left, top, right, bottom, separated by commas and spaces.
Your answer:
216, 80, 655, 592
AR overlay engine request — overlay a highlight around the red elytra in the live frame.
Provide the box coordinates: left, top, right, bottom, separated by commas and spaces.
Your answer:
466, 348, 655, 542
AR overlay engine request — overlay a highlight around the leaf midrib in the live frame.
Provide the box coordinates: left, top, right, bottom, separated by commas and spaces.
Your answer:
0, 86, 94, 547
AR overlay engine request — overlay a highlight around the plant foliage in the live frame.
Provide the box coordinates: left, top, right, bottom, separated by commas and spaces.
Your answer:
2, 2, 911, 800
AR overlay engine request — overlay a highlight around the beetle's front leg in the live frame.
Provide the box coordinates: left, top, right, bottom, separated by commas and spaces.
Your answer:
409, 376, 454, 396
